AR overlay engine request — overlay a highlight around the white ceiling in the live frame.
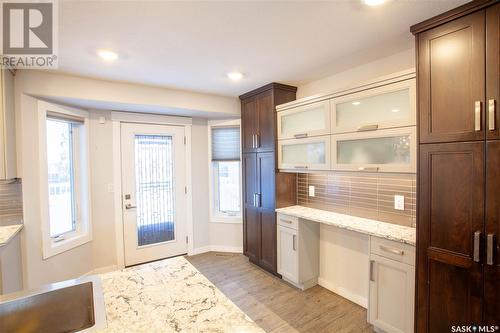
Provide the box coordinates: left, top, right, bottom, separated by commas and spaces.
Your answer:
57, 0, 468, 97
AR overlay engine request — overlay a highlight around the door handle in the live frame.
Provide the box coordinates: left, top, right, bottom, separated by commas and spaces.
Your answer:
369, 260, 375, 282
292, 234, 296, 251
125, 203, 137, 210
357, 124, 379, 132
473, 231, 481, 263
475, 101, 482, 131
487, 234, 495, 266
488, 99, 496, 131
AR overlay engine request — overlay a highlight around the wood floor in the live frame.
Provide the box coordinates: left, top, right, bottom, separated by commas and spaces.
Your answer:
186, 252, 374, 333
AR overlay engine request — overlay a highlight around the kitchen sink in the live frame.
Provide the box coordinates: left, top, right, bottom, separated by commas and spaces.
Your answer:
0, 276, 107, 333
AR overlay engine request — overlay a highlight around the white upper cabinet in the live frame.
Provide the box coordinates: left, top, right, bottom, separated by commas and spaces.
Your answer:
331, 79, 416, 134
332, 127, 416, 173
0, 69, 16, 180
278, 136, 330, 171
277, 100, 330, 140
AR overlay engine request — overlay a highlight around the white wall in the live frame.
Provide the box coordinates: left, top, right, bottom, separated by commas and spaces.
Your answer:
297, 49, 415, 99
15, 70, 242, 288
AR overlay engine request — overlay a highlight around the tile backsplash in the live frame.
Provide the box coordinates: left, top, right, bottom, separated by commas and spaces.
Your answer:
297, 172, 416, 227
0, 180, 23, 225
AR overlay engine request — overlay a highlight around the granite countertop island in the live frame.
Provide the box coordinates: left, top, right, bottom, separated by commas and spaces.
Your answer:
0, 224, 23, 248
99, 256, 264, 333
276, 205, 416, 245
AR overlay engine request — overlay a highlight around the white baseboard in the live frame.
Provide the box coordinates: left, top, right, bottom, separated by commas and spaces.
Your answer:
83, 265, 120, 276
190, 245, 243, 256
318, 277, 368, 308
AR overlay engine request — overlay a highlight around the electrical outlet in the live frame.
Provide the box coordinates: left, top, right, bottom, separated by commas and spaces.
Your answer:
308, 185, 315, 197
394, 195, 405, 210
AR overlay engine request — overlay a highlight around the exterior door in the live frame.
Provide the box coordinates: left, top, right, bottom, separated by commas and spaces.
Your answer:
487, 4, 500, 139
417, 142, 484, 331
418, 11, 486, 143
121, 123, 187, 266
242, 153, 259, 262
485, 140, 500, 323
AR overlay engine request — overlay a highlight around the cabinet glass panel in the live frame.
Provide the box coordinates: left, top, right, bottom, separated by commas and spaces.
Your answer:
332, 127, 416, 173
332, 79, 415, 134
278, 101, 330, 139
279, 136, 330, 170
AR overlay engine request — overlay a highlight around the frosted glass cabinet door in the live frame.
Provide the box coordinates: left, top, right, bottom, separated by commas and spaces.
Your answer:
331, 79, 416, 134
277, 101, 330, 140
332, 127, 416, 173
278, 136, 330, 171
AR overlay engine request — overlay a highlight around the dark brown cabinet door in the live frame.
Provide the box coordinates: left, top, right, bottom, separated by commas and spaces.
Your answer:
242, 97, 257, 153
418, 11, 486, 143
417, 142, 485, 332
485, 141, 500, 323
256, 90, 275, 152
257, 152, 277, 272
242, 153, 258, 261
487, 4, 500, 140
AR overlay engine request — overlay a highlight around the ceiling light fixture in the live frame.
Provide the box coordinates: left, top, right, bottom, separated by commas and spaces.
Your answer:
362, 0, 386, 6
227, 72, 243, 81
352, 101, 361, 106
97, 49, 118, 62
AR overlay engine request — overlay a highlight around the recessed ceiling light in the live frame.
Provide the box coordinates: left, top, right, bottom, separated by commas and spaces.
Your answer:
362, 0, 386, 6
97, 49, 118, 62
352, 101, 361, 106
392, 109, 400, 113
227, 72, 243, 81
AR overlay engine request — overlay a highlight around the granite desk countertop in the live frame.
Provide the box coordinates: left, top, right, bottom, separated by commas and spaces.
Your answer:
276, 205, 416, 246
0, 224, 23, 248
99, 256, 264, 333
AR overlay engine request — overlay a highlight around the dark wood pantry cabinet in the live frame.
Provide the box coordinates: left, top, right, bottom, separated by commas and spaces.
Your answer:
411, 1, 500, 331
240, 83, 297, 275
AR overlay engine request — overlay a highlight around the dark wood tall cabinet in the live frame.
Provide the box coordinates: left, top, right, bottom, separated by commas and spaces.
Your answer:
411, 1, 500, 331
240, 83, 297, 274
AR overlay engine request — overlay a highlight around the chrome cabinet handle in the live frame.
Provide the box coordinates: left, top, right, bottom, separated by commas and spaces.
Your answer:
125, 203, 137, 210
488, 99, 496, 131
294, 133, 308, 139
475, 101, 482, 131
357, 124, 379, 132
487, 234, 495, 266
294, 165, 309, 169
474, 231, 481, 263
292, 234, 296, 251
256, 193, 261, 207
252, 134, 256, 148
255, 134, 260, 148
253, 193, 257, 207
369, 260, 375, 282
379, 245, 404, 256
358, 167, 379, 172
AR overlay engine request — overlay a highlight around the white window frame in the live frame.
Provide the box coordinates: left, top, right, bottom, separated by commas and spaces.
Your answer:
208, 119, 242, 224
38, 101, 92, 259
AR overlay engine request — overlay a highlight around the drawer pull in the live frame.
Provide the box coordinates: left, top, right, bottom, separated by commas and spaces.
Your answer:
379, 245, 404, 256
294, 165, 309, 169
489, 99, 496, 131
357, 124, 379, 132
475, 101, 482, 131
280, 219, 293, 224
358, 166, 379, 172
294, 133, 308, 139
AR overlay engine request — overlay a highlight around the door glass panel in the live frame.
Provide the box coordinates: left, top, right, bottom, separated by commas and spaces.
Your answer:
335, 89, 410, 129
281, 104, 327, 136
337, 135, 410, 165
134, 135, 175, 246
282, 142, 326, 165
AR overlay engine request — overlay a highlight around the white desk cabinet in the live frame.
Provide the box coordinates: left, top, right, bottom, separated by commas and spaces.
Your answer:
276, 213, 319, 290
368, 237, 415, 333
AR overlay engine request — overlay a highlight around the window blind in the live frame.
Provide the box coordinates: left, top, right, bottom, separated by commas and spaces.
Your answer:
211, 126, 240, 161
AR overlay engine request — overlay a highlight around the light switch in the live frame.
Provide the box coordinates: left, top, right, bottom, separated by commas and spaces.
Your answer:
394, 195, 405, 210
309, 185, 315, 197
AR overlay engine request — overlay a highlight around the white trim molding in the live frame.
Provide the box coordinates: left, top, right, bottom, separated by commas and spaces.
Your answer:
110, 111, 192, 126
190, 245, 243, 256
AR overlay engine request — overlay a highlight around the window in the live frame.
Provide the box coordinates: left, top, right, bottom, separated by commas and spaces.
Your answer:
39, 101, 91, 259
209, 121, 241, 222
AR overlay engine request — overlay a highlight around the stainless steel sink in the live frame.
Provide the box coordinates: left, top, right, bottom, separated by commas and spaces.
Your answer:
0, 276, 107, 333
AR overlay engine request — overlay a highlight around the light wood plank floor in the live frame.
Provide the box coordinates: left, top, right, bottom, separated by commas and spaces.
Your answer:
186, 252, 374, 333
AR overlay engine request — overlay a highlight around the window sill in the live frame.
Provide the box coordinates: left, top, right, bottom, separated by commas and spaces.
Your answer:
42, 232, 92, 259
210, 215, 242, 224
